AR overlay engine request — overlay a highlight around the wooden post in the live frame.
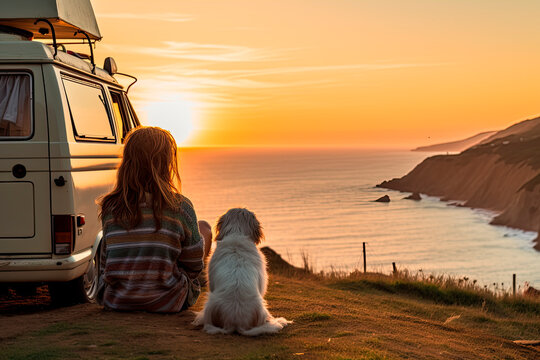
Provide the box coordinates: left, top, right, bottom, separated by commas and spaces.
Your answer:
363, 242, 366, 273
392, 262, 397, 275
513, 274, 516, 297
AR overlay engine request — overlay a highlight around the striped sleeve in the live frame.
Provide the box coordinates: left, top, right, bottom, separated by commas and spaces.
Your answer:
176, 197, 204, 279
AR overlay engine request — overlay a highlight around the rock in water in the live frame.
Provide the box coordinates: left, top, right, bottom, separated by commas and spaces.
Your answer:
404, 192, 421, 201
375, 195, 390, 203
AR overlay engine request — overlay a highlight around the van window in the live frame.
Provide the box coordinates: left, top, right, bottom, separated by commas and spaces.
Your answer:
0, 73, 32, 138
110, 91, 136, 142
124, 94, 141, 128
62, 77, 115, 141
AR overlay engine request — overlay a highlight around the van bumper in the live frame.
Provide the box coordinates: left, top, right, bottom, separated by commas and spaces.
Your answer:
0, 249, 92, 282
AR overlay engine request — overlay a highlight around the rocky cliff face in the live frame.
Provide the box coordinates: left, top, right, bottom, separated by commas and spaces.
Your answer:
491, 176, 540, 250
378, 117, 540, 250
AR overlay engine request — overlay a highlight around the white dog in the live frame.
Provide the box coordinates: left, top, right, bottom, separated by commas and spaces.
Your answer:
193, 208, 291, 336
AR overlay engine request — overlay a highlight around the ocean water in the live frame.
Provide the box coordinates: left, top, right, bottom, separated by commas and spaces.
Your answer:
179, 148, 540, 288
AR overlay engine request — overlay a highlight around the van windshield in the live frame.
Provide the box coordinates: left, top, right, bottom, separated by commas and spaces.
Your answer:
0, 73, 32, 138
62, 77, 115, 141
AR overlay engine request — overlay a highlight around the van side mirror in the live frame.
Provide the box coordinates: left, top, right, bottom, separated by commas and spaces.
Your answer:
104, 57, 117, 75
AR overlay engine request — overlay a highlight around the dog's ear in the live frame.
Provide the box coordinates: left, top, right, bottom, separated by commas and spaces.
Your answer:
215, 208, 264, 244
215, 209, 242, 241
246, 210, 264, 245
214, 213, 226, 241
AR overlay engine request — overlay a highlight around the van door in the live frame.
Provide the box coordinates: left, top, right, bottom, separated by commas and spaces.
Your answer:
109, 89, 139, 142
0, 67, 51, 254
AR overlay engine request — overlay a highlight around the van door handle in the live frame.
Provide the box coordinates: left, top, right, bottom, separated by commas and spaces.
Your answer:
54, 176, 66, 186
12, 164, 26, 178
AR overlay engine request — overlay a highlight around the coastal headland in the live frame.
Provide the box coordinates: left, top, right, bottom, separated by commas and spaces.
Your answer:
378, 117, 540, 250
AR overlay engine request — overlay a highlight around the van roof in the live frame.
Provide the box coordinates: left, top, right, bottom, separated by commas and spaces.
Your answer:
0, 0, 101, 40
0, 41, 119, 85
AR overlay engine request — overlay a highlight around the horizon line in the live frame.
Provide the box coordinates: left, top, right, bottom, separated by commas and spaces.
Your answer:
177, 145, 416, 151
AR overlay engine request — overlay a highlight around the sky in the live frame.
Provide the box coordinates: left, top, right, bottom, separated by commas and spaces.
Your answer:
89, 0, 540, 148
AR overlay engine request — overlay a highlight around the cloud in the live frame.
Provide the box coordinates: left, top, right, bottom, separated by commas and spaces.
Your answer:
110, 39, 448, 109
139, 62, 448, 79
102, 42, 282, 62
97, 13, 194, 22
141, 74, 330, 90
126, 61, 448, 107
129, 75, 331, 108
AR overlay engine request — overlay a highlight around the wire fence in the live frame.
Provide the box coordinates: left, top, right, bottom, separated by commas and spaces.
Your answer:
284, 241, 533, 297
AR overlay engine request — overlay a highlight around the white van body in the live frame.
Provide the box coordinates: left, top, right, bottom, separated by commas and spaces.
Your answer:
0, 1, 139, 302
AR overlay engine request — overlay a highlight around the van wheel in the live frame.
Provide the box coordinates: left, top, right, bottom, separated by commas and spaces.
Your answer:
49, 247, 100, 305
82, 244, 100, 302
49, 277, 86, 305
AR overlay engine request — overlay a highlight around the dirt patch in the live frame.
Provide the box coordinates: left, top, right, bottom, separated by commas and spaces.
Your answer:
0, 286, 54, 316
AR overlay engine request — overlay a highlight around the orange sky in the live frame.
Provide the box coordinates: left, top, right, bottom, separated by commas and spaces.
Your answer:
89, 0, 540, 148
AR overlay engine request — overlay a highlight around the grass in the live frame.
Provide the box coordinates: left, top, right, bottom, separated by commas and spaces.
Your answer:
1, 254, 539, 360
296, 312, 331, 322
276, 249, 540, 317
282, 248, 540, 315
0, 348, 75, 360
328, 276, 539, 316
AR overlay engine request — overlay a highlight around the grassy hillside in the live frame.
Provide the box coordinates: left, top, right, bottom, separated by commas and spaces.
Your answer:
1, 257, 539, 360
479, 117, 540, 146
412, 131, 496, 153
465, 133, 540, 170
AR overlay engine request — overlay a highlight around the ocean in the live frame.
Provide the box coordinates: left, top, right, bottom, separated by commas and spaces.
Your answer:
179, 148, 540, 288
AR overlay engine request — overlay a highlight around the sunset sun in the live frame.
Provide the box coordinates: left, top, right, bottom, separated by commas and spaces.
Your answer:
140, 99, 198, 145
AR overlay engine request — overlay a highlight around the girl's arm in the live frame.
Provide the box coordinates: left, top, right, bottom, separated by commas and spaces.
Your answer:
176, 199, 204, 279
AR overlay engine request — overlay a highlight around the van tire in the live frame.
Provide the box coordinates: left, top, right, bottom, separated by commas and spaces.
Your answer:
82, 243, 100, 302
48, 277, 87, 305
49, 246, 100, 305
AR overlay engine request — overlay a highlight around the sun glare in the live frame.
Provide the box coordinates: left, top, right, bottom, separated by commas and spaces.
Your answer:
140, 99, 198, 145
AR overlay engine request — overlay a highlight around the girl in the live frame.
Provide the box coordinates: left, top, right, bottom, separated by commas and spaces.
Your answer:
97, 126, 211, 312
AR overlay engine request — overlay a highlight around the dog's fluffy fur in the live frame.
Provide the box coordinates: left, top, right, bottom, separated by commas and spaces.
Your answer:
193, 208, 291, 336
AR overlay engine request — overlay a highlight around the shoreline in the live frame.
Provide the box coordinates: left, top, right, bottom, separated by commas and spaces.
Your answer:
377, 151, 540, 251
387, 187, 539, 245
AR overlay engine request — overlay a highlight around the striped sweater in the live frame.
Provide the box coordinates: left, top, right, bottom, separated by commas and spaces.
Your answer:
96, 194, 204, 312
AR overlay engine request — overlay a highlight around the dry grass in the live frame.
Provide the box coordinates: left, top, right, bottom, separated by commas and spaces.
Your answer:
321, 269, 540, 316
2, 264, 539, 359
1, 247, 539, 359
264, 246, 540, 315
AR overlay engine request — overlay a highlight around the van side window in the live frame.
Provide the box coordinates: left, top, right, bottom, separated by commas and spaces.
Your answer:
109, 91, 134, 142
62, 77, 115, 142
0, 73, 32, 139
124, 94, 141, 128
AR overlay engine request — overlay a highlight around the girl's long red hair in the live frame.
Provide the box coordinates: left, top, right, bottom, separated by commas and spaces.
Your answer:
99, 126, 183, 230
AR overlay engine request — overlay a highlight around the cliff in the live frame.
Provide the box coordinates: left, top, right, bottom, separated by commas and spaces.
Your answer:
412, 131, 496, 152
379, 117, 540, 250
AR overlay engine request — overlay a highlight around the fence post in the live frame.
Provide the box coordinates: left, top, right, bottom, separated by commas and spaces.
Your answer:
513, 274, 516, 297
363, 242, 366, 273
392, 262, 397, 275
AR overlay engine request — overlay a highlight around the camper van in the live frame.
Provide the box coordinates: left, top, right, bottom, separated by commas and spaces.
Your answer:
0, 0, 140, 303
